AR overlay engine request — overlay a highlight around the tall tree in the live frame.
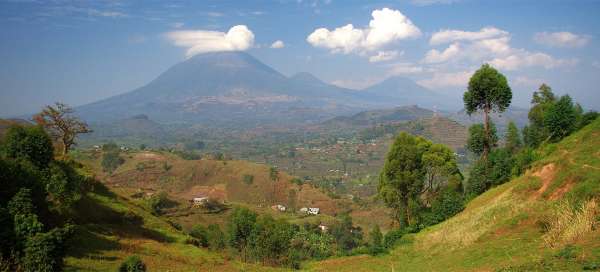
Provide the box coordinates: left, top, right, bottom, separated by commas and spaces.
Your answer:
378, 133, 428, 227
33, 102, 91, 156
463, 64, 512, 159
421, 143, 460, 205
544, 95, 577, 142
524, 84, 556, 147
504, 121, 522, 153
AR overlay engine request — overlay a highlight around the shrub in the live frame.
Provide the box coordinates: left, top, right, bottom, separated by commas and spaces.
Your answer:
101, 151, 124, 174
119, 255, 146, 272
206, 224, 226, 251
368, 225, 385, 255
3, 125, 54, 169
383, 228, 404, 249
22, 225, 73, 272
190, 225, 209, 247
243, 174, 254, 185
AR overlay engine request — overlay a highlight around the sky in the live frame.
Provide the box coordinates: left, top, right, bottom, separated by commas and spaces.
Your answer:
1, 0, 600, 117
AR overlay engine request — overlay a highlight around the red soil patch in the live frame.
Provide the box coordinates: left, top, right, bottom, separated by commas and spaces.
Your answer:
529, 163, 556, 200
549, 180, 575, 200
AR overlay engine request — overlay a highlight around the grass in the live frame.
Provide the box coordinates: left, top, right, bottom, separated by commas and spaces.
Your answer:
305, 119, 600, 271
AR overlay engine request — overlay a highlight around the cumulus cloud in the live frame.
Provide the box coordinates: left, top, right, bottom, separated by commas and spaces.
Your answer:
307, 8, 421, 56
513, 76, 546, 87
424, 26, 576, 70
369, 50, 402, 62
417, 71, 472, 89
270, 40, 285, 49
423, 42, 460, 63
533, 31, 590, 48
166, 25, 255, 57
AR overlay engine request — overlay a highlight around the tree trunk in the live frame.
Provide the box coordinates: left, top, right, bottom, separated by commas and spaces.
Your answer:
62, 138, 69, 156
483, 105, 490, 161
398, 197, 409, 228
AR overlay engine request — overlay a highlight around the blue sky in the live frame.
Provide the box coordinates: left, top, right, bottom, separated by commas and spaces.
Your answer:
1, 0, 599, 117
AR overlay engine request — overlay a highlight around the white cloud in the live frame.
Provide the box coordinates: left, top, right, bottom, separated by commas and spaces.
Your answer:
369, 50, 402, 62
423, 42, 460, 63
307, 8, 421, 55
425, 26, 576, 70
490, 51, 577, 71
166, 25, 255, 58
417, 71, 472, 89
533, 31, 590, 48
270, 40, 285, 49
430, 27, 508, 45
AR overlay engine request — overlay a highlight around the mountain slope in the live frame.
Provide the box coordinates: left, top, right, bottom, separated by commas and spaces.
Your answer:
308, 118, 600, 271
76, 52, 365, 126
361, 76, 459, 109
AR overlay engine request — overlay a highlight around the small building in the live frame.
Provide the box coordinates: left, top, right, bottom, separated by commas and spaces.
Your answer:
299, 207, 308, 213
308, 207, 320, 215
192, 196, 209, 206
271, 204, 287, 212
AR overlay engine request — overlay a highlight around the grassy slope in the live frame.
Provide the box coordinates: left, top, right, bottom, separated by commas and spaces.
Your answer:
306, 119, 600, 271
64, 177, 285, 271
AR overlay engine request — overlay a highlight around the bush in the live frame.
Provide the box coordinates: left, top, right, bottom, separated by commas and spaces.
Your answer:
368, 225, 385, 255
119, 255, 146, 272
22, 225, 73, 272
190, 225, 209, 247
3, 125, 54, 169
383, 228, 404, 249
243, 174, 254, 185
101, 151, 124, 174
206, 224, 226, 250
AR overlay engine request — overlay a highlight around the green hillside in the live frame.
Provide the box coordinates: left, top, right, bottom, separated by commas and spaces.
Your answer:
305, 118, 600, 271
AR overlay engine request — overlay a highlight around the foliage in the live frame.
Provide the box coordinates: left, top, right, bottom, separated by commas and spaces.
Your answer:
33, 102, 91, 156
378, 132, 428, 227
383, 228, 405, 249
147, 192, 172, 215
330, 214, 363, 253
206, 224, 226, 251
488, 148, 514, 186
227, 207, 257, 259
463, 64, 512, 157
466, 122, 498, 156
379, 132, 460, 228
3, 125, 54, 168
544, 95, 577, 142
368, 225, 384, 255
243, 174, 254, 185
511, 147, 539, 176
289, 226, 333, 261
248, 215, 296, 266
101, 150, 124, 174
189, 225, 209, 247
504, 121, 522, 153
118, 255, 147, 272
22, 225, 74, 272
424, 188, 465, 226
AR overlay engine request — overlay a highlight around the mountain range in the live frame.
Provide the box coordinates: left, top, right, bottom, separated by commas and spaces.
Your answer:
76, 52, 457, 127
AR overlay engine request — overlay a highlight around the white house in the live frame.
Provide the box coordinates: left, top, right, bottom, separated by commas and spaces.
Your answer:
192, 197, 209, 206
299, 207, 308, 213
271, 204, 287, 212
308, 207, 320, 215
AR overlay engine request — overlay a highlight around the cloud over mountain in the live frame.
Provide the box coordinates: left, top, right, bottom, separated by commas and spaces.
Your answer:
166, 25, 255, 57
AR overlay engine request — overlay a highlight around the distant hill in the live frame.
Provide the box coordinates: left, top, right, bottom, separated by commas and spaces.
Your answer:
75, 52, 456, 127
361, 76, 460, 109
321, 105, 435, 129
